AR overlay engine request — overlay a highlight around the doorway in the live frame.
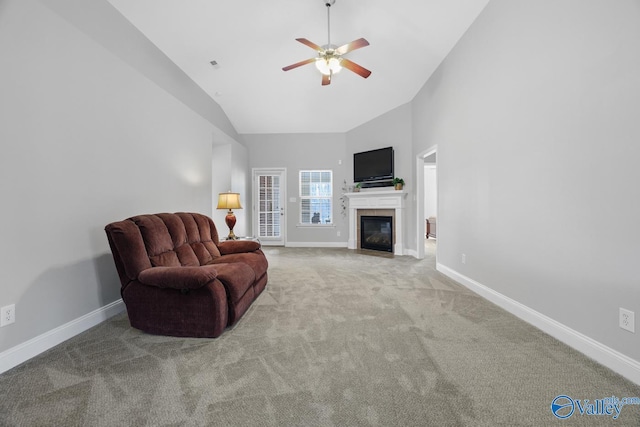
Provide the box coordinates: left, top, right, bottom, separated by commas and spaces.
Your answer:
252, 168, 286, 246
415, 145, 437, 259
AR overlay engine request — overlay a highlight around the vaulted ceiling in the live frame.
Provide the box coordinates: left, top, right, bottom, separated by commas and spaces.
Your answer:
108, 0, 489, 134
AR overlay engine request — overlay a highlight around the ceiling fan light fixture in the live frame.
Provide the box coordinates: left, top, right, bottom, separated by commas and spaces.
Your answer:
282, 0, 371, 85
315, 56, 342, 75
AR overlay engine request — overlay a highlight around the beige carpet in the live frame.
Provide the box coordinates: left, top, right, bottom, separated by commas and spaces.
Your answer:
1, 243, 639, 426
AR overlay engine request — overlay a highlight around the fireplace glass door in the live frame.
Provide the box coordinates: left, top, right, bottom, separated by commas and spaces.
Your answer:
360, 216, 393, 252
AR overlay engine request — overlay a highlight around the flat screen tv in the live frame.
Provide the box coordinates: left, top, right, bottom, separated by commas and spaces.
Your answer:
353, 146, 394, 183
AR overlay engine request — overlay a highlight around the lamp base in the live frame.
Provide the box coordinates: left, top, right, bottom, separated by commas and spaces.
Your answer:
225, 210, 238, 240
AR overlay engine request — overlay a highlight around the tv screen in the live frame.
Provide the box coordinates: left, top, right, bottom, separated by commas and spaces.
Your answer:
354, 146, 394, 183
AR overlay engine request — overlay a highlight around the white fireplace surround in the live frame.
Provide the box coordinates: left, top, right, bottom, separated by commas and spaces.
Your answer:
345, 190, 408, 255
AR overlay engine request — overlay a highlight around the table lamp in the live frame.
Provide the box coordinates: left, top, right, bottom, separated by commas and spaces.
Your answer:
217, 192, 242, 240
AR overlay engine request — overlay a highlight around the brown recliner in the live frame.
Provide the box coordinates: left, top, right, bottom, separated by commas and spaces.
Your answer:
105, 212, 268, 338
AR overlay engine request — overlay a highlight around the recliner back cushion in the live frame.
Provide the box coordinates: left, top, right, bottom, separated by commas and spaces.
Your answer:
130, 213, 221, 268
156, 213, 200, 266
176, 212, 222, 265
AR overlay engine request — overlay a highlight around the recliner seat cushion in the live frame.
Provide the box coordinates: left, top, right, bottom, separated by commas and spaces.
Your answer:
212, 262, 256, 302
209, 251, 267, 282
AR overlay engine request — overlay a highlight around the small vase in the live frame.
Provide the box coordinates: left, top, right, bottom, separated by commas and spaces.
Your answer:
394, 184, 403, 190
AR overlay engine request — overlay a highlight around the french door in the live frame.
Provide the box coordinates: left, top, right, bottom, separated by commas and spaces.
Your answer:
253, 168, 286, 246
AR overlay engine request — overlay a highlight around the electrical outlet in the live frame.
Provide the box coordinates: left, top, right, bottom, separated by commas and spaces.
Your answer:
462, 253, 466, 264
620, 308, 635, 333
337, 230, 341, 237
1, 304, 15, 327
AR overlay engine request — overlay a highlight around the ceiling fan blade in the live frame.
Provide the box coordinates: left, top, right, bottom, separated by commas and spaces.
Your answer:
296, 38, 324, 52
340, 58, 372, 79
282, 58, 317, 72
335, 38, 370, 55
322, 73, 331, 86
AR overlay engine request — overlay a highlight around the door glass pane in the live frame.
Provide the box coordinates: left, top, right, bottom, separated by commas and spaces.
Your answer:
257, 174, 281, 238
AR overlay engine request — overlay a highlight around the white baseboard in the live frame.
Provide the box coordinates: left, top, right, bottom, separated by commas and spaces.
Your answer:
0, 299, 125, 375
405, 248, 418, 258
285, 242, 348, 248
281, 242, 413, 255
276, 242, 415, 255
437, 263, 640, 385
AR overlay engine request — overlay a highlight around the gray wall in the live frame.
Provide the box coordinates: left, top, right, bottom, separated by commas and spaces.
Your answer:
5, 0, 637, 375
243, 133, 348, 244
412, 0, 640, 361
346, 103, 414, 249
424, 166, 437, 219
243, 104, 413, 246
212, 139, 251, 238
0, 0, 245, 353
40, 0, 239, 141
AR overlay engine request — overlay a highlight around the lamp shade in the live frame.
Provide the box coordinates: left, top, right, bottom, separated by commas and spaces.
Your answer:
217, 192, 242, 210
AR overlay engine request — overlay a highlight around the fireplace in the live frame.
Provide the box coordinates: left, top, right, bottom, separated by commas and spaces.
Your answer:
360, 216, 393, 252
345, 190, 407, 255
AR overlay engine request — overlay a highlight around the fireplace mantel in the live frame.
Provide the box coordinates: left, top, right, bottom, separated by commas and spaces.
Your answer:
344, 190, 408, 255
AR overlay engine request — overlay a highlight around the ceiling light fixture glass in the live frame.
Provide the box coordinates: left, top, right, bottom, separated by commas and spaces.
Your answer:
315, 55, 342, 75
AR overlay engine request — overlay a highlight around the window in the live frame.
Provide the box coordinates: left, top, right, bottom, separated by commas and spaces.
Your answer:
299, 170, 333, 225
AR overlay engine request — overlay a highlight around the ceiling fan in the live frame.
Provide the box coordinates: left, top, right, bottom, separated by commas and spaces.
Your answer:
282, 0, 371, 86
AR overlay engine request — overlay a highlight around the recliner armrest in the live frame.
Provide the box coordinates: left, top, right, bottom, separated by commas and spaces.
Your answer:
217, 240, 261, 255
138, 265, 218, 289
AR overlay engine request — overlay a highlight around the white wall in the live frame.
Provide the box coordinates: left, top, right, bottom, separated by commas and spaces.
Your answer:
0, 0, 245, 357
412, 0, 640, 366
424, 165, 437, 219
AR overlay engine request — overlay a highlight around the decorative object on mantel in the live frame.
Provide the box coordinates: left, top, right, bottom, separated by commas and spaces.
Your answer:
392, 177, 405, 190
216, 191, 242, 240
354, 183, 361, 192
